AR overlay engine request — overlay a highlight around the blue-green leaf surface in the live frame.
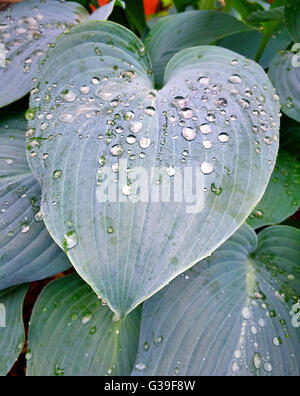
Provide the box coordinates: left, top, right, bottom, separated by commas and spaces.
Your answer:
268, 50, 300, 123
0, 0, 88, 108
144, 10, 254, 85
0, 113, 71, 290
247, 151, 300, 229
132, 225, 300, 376
27, 22, 280, 319
27, 273, 141, 376
0, 284, 28, 376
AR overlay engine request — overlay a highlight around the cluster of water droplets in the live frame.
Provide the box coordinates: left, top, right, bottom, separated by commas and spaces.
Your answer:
0, 1, 83, 74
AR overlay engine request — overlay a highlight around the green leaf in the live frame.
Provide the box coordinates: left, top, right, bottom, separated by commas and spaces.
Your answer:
123, 0, 148, 36
0, 285, 28, 376
227, 0, 265, 20
0, 0, 88, 109
268, 50, 300, 123
218, 23, 291, 69
27, 22, 280, 319
281, 124, 300, 161
144, 10, 254, 86
247, 151, 300, 229
132, 224, 300, 376
285, 2, 300, 42
173, 0, 198, 12
89, 0, 125, 21
26, 273, 141, 376
0, 113, 71, 291
246, 7, 285, 23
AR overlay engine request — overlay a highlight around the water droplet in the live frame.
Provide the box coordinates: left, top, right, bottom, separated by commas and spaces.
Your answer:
111, 145, 123, 157
129, 121, 143, 134
253, 353, 262, 369
126, 135, 137, 145
218, 133, 230, 143
139, 137, 151, 149
201, 162, 214, 175
82, 312, 93, 324
178, 108, 194, 119
200, 124, 212, 135
229, 74, 242, 84
182, 127, 196, 141
53, 170, 62, 180
63, 231, 78, 250
172, 96, 187, 108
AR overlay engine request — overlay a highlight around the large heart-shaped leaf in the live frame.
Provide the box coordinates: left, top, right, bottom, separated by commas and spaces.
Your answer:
132, 225, 300, 376
27, 21, 280, 319
26, 273, 141, 376
268, 50, 300, 123
0, 113, 71, 290
247, 151, 300, 229
0, 0, 88, 108
0, 284, 28, 376
144, 10, 254, 85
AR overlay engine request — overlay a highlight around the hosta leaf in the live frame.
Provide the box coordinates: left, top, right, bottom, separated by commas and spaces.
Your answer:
0, 284, 28, 376
27, 22, 279, 319
0, 113, 71, 290
26, 273, 141, 376
281, 124, 300, 161
144, 10, 254, 85
218, 24, 291, 69
0, 0, 88, 108
247, 151, 300, 229
285, 2, 300, 43
268, 50, 300, 123
132, 225, 300, 376
89, 0, 125, 21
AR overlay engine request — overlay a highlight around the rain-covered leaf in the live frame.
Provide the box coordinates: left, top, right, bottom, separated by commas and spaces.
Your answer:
246, 7, 285, 23
0, 284, 28, 376
0, 0, 88, 108
89, 0, 125, 21
144, 10, 254, 85
0, 113, 71, 291
132, 225, 300, 376
26, 273, 141, 376
247, 151, 300, 229
268, 50, 300, 123
285, 2, 300, 43
218, 24, 291, 69
27, 22, 280, 319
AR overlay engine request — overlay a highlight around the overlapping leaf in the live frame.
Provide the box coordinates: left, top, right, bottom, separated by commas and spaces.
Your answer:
26, 274, 141, 376
247, 151, 300, 229
268, 50, 300, 123
144, 10, 254, 85
285, 2, 300, 42
0, 114, 71, 290
0, 0, 88, 108
132, 225, 300, 376
27, 21, 279, 319
0, 284, 28, 376
89, 0, 125, 21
